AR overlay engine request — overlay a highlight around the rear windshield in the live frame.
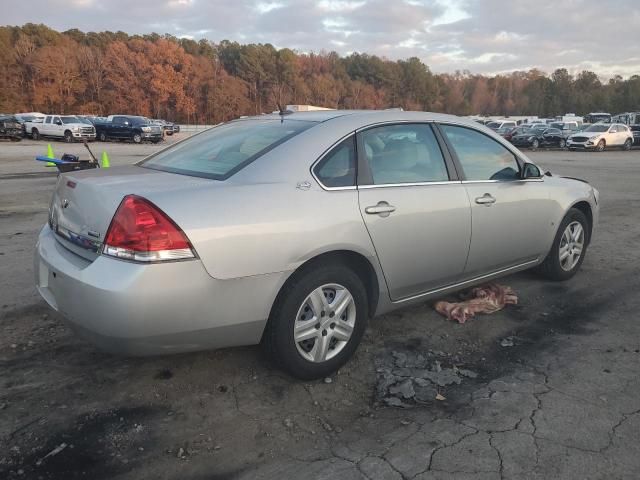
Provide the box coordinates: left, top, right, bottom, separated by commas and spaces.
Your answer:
140, 119, 314, 180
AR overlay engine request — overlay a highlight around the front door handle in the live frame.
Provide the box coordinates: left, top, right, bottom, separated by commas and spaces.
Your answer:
365, 201, 396, 217
475, 193, 496, 206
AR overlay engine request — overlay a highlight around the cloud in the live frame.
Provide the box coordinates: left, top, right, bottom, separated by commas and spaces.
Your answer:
3, 0, 640, 77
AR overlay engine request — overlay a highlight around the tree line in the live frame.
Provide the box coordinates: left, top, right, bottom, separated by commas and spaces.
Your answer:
1, 24, 639, 124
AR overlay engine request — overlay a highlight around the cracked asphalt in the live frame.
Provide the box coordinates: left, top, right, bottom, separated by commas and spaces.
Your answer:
1, 140, 639, 479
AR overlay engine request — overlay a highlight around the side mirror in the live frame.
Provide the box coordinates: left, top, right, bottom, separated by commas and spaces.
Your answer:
55, 120, 62, 125
522, 163, 542, 179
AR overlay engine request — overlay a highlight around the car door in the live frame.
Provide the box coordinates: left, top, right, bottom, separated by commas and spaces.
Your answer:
51, 116, 63, 137
543, 128, 562, 146
356, 123, 472, 300
437, 123, 555, 278
40, 116, 52, 136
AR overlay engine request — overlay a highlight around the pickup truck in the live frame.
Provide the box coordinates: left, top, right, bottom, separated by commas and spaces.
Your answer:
0, 115, 23, 141
93, 115, 163, 143
26, 115, 96, 142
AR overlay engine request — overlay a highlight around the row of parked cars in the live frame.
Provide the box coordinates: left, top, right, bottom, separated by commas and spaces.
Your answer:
482, 113, 640, 152
0, 112, 180, 143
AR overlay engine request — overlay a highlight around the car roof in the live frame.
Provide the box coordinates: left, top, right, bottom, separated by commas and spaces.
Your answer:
240, 110, 487, 128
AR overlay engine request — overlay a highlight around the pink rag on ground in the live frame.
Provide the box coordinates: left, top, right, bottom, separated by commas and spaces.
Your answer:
434, 284, 518, 324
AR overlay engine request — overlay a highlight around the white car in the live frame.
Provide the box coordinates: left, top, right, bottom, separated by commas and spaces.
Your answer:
567, 123, 633, 152
26, 115, 96, 143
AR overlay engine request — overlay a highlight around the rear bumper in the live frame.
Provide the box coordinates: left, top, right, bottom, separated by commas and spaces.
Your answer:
35, 225, 287, 355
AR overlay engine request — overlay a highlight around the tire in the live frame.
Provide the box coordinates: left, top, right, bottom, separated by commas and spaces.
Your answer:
623, 139, 632, 151
132, 132, 142, 144
263, 261, 369, 380
536, 208, 589, 281
64, 130, 73, 143
31, 128, 40, 140
559, 138, 566, 149
99, 132, 107, 142
531, 139, 539, 150
596, 139, 606, 152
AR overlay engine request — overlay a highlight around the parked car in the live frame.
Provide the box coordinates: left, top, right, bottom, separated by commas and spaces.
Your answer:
630, 125, 640, 146
567, 123, 634, 151
511, 127, 567, 149
0, 114, 23, 141
35, 110, 599, 379
26, 115, 96, 142
486, 120, 518, 132
584, 112, 611, 124
502, 126, 531, 142
93, 115, 163, 143
549, 122, 581, 137
151, 119, 180, 135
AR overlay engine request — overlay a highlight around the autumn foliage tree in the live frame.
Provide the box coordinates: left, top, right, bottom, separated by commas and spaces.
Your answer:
1, 24, 639, 123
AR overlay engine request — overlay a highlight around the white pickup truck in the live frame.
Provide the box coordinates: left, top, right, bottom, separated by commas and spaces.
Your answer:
25, 115, 96, 142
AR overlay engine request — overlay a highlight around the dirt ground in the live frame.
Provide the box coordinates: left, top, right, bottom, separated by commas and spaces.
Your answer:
1, 138, 640, 479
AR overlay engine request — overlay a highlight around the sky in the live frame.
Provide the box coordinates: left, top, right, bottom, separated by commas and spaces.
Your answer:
3, 0, 640, 77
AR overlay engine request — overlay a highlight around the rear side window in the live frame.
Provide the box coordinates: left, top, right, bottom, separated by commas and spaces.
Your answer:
141, 119, 314, 180
313, 136, 356, 188
440, 124, 520, 181
360, 124, 449, 185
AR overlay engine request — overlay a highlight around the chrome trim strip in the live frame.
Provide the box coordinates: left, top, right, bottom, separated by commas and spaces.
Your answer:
461, 179, 544, 184
392, 259, 539, 304
358, 180, 462, 189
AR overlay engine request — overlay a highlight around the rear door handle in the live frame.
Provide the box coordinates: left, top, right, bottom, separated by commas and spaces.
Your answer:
475, 193, 496, 205
365, 201, 396, 217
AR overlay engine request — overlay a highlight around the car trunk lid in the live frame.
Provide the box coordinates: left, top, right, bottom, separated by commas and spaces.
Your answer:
49, 166, 215, 262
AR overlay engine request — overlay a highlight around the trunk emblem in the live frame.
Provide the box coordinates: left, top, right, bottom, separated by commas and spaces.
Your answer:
61, 199, 69, 209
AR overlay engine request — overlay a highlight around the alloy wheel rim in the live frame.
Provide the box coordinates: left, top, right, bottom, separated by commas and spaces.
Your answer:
559, 221, 584, 271
294, 283, 356, 363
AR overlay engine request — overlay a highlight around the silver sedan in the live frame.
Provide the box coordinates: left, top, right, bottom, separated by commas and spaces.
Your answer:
35, 110, 599, 379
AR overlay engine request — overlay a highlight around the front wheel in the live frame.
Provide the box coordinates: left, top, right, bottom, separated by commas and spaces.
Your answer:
132, 133, 142, 144
559, 138, 566, 148
536, 208, 589, 281
99, 132, 107, 142
263, 262, 369, 379
623, 139, 632, 151
531, 139, 539, 150
596, 139, 606, 152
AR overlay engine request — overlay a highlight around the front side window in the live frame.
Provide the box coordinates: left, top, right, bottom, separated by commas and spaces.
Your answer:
360, 124, 449, 185
141, 119, 314, 180
313, 136, 356, 188
440, 124, 520, 181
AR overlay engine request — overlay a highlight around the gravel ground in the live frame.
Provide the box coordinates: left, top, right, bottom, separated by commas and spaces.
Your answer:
1, 138, 639, 479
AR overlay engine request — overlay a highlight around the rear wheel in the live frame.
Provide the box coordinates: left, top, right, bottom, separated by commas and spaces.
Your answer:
623, 138, 632, 151
132, 132, 142, 144
596, 139, 606, 152
536, 208, 588, 281
263, 262, 369, 379
64, 130, 73, 143
31, 128, 40, 140
531, 138, 539, 150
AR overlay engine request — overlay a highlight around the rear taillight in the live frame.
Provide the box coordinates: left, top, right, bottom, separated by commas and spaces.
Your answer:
103, 195, 195, 262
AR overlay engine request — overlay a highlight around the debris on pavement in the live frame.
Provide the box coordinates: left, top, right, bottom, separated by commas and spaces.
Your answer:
35, 443, 67, 466
375, 349, 478, 407
434, 283, 518, 323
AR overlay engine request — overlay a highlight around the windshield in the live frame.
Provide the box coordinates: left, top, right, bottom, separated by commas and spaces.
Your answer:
141, 119, 314, 180
76, 117, 92, 124
61, 116, 79, 124
585, 124, 609, 132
